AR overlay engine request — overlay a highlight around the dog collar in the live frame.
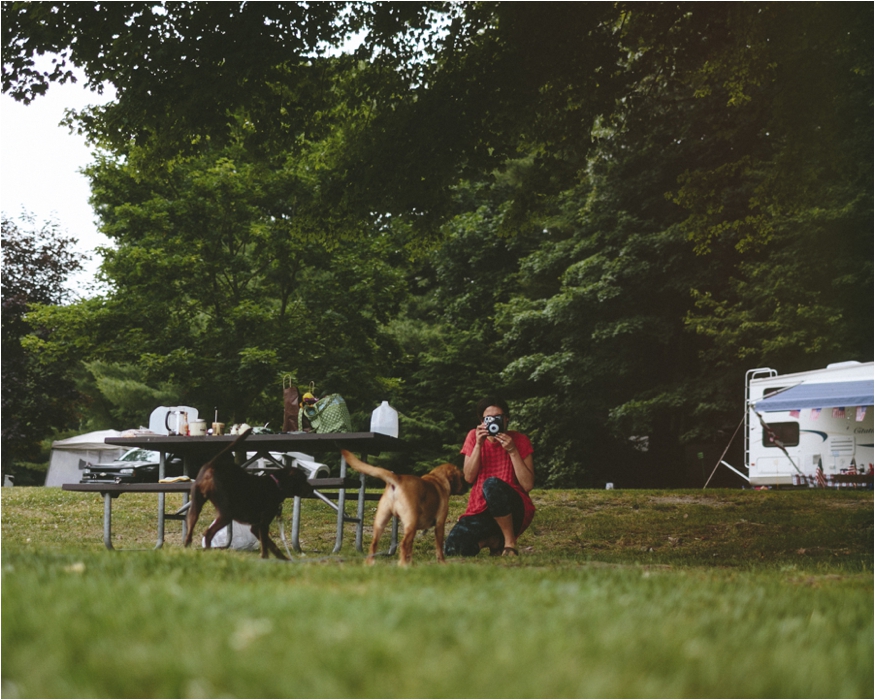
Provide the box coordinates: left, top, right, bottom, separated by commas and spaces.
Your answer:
269, 474, 281, 489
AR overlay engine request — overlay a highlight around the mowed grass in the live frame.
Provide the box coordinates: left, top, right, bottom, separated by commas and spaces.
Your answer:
2, 486, 872, 698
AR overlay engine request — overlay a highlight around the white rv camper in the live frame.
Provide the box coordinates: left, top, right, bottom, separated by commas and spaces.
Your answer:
745, 361, 874, 487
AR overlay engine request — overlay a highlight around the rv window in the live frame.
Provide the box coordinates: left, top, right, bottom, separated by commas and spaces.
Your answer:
762, 422, 799, 448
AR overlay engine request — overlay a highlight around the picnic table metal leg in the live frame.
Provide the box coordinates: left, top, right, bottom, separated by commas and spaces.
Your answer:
291, 496, 302, 553
355, 470, 366, 552
180, 492, 189, 543
282, 454, 302, 554
155, 492, 166, 549
181, 454, 195, 543
155, 452, 166, 549
103, 492, 115, 550
101, 491, 166, 551
333, 453, 347, 553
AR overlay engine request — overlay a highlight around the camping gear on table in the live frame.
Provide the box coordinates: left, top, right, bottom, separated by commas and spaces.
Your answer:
165, 410, 189, 436
282, 375, 300, 432
370, 401, 399, 437
300, 391, 353, 433
299, 382, 318, 432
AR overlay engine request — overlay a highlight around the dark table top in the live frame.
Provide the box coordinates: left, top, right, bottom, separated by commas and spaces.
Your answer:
104, 431, 405, 457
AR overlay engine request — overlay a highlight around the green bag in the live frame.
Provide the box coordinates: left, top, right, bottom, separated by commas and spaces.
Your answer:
300, 394, 352, 433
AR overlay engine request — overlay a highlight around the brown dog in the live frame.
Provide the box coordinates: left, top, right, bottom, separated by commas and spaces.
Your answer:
341, 449, 469, 566
184, 428, 314, 559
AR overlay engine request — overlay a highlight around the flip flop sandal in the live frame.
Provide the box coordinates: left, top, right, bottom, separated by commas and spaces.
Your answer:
502, 547, 519, 557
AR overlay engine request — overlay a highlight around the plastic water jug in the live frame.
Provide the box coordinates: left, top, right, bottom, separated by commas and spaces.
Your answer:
370, 401, 399, 437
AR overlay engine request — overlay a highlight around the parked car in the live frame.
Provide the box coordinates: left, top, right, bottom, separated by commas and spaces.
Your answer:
80, 448, 184, 484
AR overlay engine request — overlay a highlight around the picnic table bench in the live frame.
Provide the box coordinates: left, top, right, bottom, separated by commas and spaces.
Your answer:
63, 432, 403, 553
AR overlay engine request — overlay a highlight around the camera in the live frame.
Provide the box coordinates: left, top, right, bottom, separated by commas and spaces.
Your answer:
483, 415, 504, 436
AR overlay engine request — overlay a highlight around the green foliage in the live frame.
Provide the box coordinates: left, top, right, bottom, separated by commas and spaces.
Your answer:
1, 213, 84, 473
22, 131, 412, 428
80, 361, 181, 430
672, 3, 873, 372
1, 2, 350, 149
2, 4, 871, 486
491, 4, 872, 485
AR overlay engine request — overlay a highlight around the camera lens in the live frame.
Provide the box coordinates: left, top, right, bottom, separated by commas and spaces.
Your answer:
485, 416, 502, 435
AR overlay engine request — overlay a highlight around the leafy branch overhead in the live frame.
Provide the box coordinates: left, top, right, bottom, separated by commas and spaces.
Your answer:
2, 3, 871, 486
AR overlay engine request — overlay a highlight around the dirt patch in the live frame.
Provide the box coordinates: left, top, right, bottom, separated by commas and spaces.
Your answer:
531, 498, 614, 512
645, 495, 731, 507
820, 497, 874, 509
788, 573, 865, 588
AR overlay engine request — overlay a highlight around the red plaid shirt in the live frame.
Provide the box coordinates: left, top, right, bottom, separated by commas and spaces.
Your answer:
460, 430, 535, 533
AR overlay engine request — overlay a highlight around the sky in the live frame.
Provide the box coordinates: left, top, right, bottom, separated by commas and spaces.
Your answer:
1, 72, 114, 296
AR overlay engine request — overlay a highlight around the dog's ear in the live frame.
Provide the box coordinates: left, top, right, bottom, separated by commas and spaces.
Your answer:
452, 467, 470, 495
280, 467, 315, 498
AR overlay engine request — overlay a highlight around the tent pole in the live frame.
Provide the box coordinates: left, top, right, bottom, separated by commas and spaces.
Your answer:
703, 413, 746, 489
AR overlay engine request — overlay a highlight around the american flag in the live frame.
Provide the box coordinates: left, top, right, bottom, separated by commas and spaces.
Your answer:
856, 406, 867, 421
848, 459, 857, 475
832, 407, 845, 419
810, 408, 821, 420
815, 462, 827, 489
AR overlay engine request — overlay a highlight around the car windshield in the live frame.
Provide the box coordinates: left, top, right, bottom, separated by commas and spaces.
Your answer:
119, 449, 160, 463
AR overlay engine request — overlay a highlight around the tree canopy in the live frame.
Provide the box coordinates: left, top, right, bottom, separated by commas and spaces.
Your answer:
2, 2, 871, 484
1, 214, 83, 472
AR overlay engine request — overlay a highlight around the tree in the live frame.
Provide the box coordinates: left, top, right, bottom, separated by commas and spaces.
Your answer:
497, 3, 872, 486
673, 3, 874, 373
2, 3, 625, 220
26, 127, 411, 431
380, 168, 547, 471
1, 213, 83, 475
401, 3, 868, 486
4, 2, 871, 486
2, 2, 348, 136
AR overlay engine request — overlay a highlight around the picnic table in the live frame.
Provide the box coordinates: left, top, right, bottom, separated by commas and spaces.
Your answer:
62, 432, 403, 553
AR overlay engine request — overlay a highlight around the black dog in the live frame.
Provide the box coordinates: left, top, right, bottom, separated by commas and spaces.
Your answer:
183, 428, 314, 559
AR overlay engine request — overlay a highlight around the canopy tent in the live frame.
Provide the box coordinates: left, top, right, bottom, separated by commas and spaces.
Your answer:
753, 380, 874, 413
45, 430, 124, 487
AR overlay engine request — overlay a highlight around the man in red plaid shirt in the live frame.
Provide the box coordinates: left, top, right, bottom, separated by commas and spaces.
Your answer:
444, 396, 535, 557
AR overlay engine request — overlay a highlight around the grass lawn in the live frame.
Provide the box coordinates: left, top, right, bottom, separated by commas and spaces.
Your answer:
2, 486, 872, 698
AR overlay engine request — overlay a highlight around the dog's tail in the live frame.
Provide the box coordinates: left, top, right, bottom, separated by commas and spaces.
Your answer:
206, 427, 253, 466
341, 449, 399, 487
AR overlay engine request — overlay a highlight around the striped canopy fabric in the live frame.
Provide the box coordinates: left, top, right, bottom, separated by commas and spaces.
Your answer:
754, 380, 874, 412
